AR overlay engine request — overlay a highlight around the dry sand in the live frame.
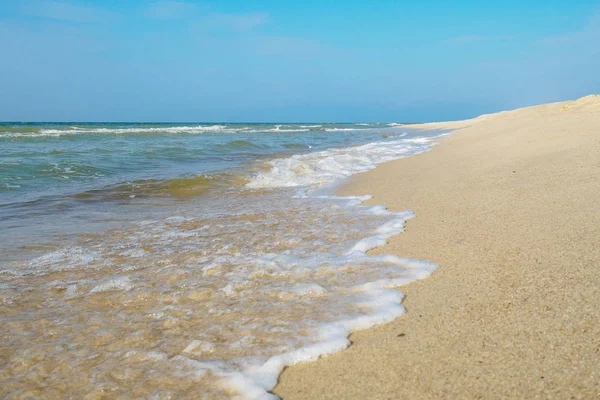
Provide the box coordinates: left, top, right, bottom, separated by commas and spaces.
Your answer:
274, 95, 600, 399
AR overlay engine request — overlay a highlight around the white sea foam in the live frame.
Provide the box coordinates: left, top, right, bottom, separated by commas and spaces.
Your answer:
323, 127, 360, 131
0, 125, 238, 138
27, 247, 101, 274
38, 125, 230, 135
247, 135, 441, 188
262, 125, 311, 133
90, 276, 133, 293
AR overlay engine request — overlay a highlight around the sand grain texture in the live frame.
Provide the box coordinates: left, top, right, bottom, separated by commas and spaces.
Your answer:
274, 95, 600, 399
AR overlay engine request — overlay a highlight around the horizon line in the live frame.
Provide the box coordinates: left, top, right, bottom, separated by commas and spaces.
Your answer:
0, 121, 420, 125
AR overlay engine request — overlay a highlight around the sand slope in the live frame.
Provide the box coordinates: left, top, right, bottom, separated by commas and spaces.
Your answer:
274, 95, 600, 399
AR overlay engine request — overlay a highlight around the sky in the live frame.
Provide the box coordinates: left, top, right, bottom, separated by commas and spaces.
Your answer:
0, 0, 599, 122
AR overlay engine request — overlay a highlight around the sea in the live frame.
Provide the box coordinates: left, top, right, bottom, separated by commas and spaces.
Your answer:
0, 122, 445, 399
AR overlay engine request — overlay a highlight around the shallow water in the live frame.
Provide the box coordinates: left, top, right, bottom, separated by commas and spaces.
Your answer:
0, 122, 444, 399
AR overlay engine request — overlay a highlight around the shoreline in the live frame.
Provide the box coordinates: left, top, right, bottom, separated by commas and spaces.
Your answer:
273, 95, 600, 399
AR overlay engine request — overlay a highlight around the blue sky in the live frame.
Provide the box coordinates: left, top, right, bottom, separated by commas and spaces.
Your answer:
1, 0, 599, 122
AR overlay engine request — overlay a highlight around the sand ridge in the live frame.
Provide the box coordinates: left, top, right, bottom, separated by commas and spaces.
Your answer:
274, 95, 600, 399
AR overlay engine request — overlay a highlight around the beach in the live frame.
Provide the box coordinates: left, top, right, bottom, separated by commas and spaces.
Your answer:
274, 95, 600, 399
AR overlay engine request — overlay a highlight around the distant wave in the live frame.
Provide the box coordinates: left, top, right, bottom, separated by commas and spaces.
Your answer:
0, 123, 409, 138
262, 125, 311, 133
0, 125, 236, 138
39, 125, 230, 136
323, 128, 360, 132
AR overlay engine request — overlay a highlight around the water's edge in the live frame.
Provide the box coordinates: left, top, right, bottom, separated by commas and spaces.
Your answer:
228, 192, 438, 399
265, 130, 454, 399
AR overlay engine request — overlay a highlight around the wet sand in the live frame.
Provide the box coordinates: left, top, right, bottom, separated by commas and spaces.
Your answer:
274, 95, 600, 399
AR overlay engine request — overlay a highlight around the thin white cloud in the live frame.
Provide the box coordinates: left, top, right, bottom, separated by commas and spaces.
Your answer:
445, 35, 516, 45
144, 1, 268, 32
248, 35, 324, 57
210, 12, 269, 32
20, 0, 118, 23
144, 1, 198, 19
536, 11, 600, 46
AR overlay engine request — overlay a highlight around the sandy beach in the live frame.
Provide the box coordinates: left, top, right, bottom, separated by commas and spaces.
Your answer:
274, 95, 600, 399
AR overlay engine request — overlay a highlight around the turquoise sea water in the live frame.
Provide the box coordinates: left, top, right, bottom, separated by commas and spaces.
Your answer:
1, 122, 403, 204
0, 122, 444, 399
